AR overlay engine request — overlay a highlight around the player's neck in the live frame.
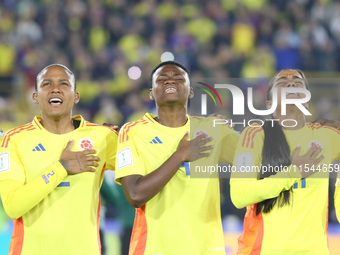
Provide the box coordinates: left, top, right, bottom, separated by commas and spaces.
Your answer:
156, 106, 188, 127
40, 113, 75, 134
273, 106, 306, 130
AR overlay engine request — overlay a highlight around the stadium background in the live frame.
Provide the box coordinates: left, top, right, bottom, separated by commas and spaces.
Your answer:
0, 0, 340, 254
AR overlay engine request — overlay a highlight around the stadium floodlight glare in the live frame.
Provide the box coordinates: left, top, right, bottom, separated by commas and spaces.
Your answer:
128, 66, 142, 80
161, 51, 175, 62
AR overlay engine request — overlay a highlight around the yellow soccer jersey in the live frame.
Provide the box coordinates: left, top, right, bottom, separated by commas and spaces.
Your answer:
0, 115, 117, 255
231, 123, 340, 255
115, 113, 239, 255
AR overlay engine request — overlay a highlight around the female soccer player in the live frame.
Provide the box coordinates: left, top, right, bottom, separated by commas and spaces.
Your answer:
115, 61, 240, 255
231, 69, 340, 254
0, 64, 117, 255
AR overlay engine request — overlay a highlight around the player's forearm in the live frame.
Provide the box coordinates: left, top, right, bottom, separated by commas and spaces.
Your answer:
121, 152, 184, 208
230, 165, 301, 209
0, 162, 67, 219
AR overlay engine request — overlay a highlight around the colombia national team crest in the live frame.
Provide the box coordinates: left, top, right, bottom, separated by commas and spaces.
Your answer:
194, 129, 209, 140
308, 140, 322, 150
78, 138, 94, 151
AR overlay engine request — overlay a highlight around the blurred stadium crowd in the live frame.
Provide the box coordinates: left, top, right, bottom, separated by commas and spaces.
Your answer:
1, 0, 340, 130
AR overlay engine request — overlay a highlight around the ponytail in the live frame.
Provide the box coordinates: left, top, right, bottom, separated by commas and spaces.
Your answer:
255, 69, 308, 215
255, 69, 309, 215
256, 119, 293, 215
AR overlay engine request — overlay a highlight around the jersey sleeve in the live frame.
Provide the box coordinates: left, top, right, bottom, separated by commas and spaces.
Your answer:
0, 138, 25, 183
230, 126, 302, 209
104, 130, 118, 171
218, 124, 240, 163
115, 124, 146, 184
0, 140, 67, 219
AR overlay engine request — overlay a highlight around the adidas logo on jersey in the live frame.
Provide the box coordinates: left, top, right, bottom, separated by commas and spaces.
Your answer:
32, 143, 46, 151
150, 136, 163, 144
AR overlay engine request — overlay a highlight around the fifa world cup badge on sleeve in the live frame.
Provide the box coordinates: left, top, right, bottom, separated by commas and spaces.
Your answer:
0, 152, 10, 173
117, 148, 133, 169
236, 153, 254, 172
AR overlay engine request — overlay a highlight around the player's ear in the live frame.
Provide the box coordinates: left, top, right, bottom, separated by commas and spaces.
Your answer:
74, 92, 80, 104
266, 100, 272, 110
149, 89, 155, 101
188, 87, 194, 99
32, 92, 39, 105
